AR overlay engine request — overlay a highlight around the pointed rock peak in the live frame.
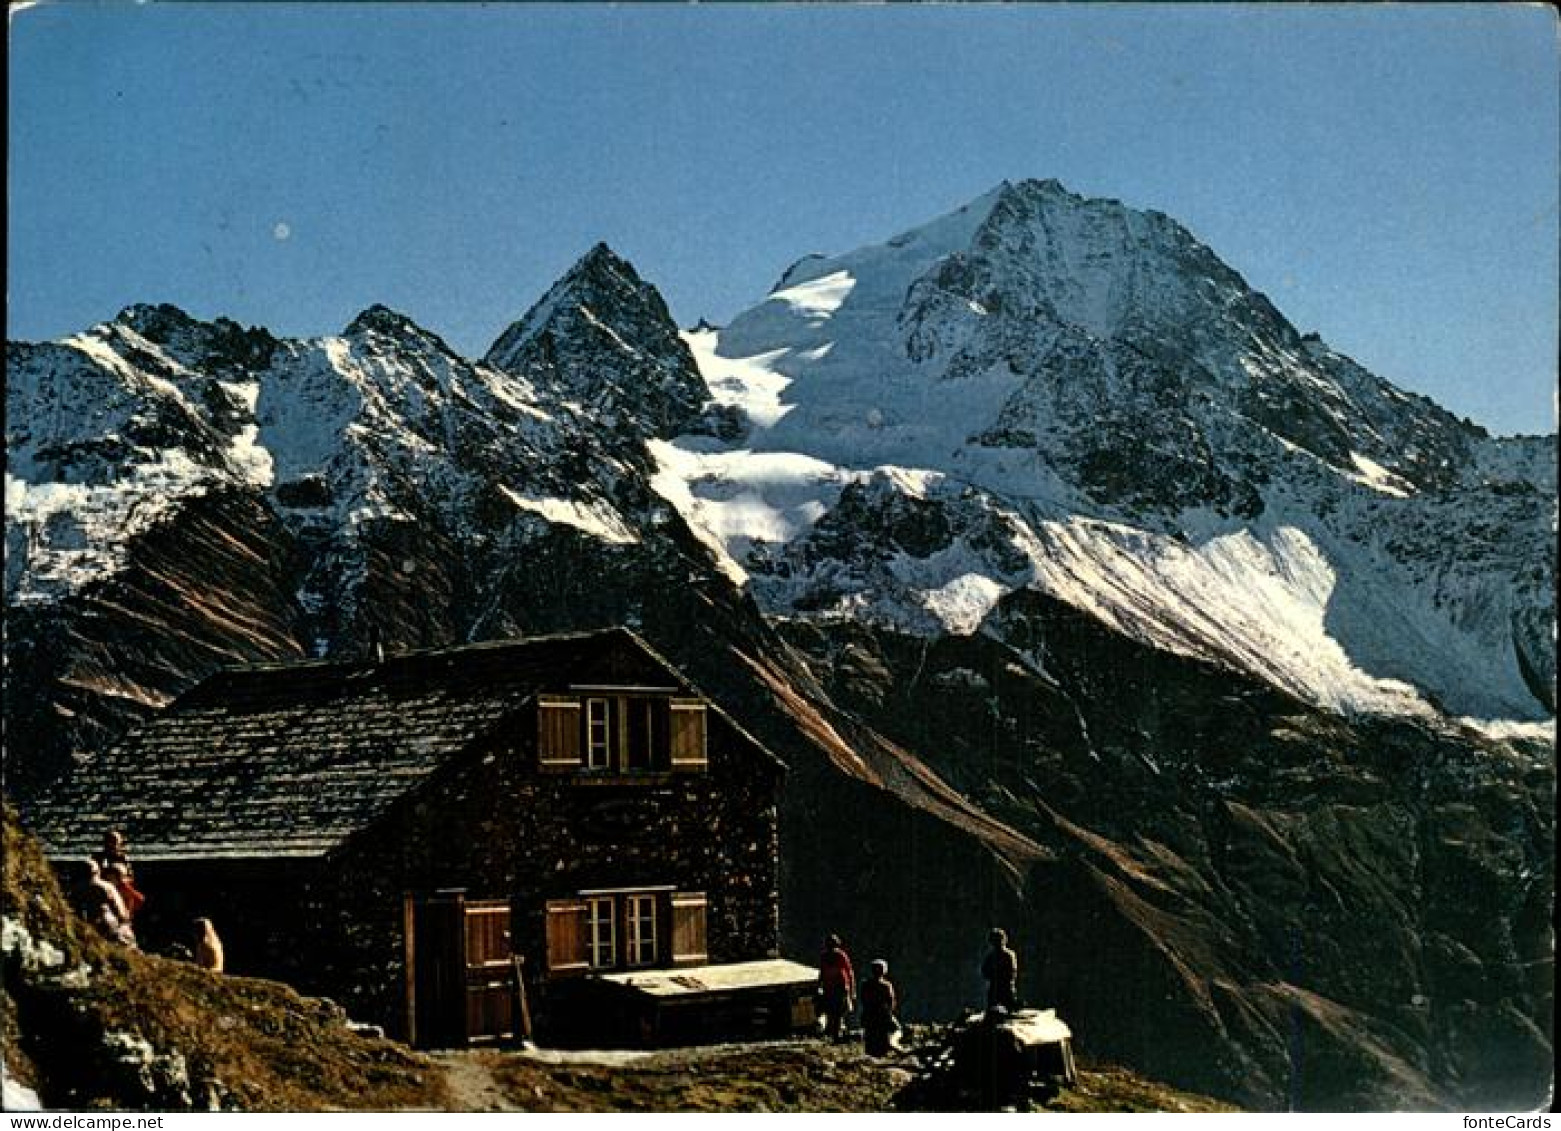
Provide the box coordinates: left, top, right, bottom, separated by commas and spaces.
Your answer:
1005, 176, 1077, 199
984, 178, 1110, 226
484, 242, 679, 372
481, 243, 709, 437
344, 303, 409, 335
576, 240, 626, 271
550, 241, 655, 303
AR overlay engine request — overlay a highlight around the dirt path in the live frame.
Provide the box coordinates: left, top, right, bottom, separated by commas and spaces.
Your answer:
432, 1051, 519, 1112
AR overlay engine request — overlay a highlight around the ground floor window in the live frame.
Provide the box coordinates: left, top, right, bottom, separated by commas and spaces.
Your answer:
626, 894, 658, 967
545, 887, 704, 975
587, 896, 616, 969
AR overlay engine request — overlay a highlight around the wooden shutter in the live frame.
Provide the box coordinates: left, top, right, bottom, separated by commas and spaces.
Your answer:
669, 699, 708, 771
670, 892, 708, 965
545, 899, 589, 974
538, 696, 582, 770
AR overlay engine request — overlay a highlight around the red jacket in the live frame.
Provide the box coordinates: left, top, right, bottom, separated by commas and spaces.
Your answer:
819, 946, 855, 995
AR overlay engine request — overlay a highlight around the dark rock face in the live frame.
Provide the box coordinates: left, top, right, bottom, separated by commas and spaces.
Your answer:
485, 243, 712, 439
778, 594, 1554, 1110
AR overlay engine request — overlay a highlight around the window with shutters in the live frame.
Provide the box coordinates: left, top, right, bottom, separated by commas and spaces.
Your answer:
547, 888, 700, 975
541, 694, 705, 776
537, 697, 583, 770
669, 700, 708, 770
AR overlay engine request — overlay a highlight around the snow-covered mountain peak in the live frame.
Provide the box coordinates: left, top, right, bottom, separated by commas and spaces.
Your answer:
4, 184, 1552, 726
661, 181, 1555, 723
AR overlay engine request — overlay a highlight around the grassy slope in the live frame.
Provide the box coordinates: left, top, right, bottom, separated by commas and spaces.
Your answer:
475, 1041, 1241, 1113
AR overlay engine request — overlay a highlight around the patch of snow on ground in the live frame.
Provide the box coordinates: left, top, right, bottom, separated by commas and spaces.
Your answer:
1, 915, 66, 972
648, 440, 853, 586
63, 331, 140, 381
1028, 516, 1434, 718
497, 486, 639, 545
6, 450, 214, 603
218, 379, 260, 413
578, 305, 642, 357
257, 341, 367, 483
227, 423, 275, 487
1456, 717, 1556, 743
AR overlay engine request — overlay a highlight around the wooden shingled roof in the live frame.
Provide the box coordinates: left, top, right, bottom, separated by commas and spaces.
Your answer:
23, 627, 693, 861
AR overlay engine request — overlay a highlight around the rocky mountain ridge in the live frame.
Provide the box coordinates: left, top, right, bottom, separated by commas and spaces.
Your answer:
4, 180, 1553, 1110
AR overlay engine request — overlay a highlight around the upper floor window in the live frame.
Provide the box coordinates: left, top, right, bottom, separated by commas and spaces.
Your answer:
538, 694, 707, 774
586, 698, 612, 770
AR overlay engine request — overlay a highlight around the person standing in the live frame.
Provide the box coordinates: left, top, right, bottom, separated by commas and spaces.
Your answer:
859, 959, 900, 1057
816, 934, 856, 1041
81, 860, 137, 948
95, 830, 146, 919
982, 928, 1019, 1011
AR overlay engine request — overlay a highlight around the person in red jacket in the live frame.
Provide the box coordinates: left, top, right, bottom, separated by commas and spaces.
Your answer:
816, 934, 856, 1041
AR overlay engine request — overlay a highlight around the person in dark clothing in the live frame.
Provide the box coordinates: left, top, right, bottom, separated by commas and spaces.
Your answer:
859, 958, 900, 1057
981, 927, 1019, 1011
816, 934, 856, 1041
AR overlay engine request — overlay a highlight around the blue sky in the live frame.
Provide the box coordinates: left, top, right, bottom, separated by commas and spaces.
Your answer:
8, 3, 1557, 435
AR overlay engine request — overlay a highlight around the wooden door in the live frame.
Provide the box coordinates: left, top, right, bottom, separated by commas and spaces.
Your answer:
408, 892, 516, 1047
462, 900, 516, 1043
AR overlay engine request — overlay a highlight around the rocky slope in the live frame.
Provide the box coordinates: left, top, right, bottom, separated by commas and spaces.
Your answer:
4, 181, 1553, 1110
